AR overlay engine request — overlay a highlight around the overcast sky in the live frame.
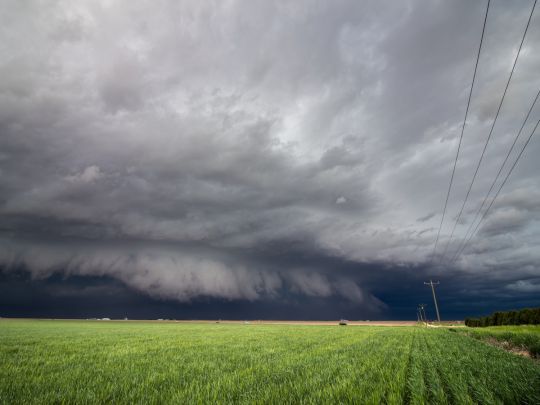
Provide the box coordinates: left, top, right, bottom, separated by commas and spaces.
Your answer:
1, 0, 539, 319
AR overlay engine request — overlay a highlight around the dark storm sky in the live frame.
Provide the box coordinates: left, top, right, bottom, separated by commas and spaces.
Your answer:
1, 0, 540, 320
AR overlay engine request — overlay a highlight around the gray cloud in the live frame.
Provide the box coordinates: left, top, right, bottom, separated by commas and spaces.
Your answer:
417, 213, 436, 223
1, 0, 539, 310
506, 279, 540, 293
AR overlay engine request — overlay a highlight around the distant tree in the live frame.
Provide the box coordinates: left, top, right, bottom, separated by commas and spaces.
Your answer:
466, 307, 540, 327
532, 308, 540, 324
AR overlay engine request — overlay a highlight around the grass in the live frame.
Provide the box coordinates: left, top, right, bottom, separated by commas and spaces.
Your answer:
1, 320, 540, 404
453, 325, 540, 358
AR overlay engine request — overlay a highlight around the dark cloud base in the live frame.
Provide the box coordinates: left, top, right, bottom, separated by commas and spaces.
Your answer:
2, 267, 539, 321
0, 270, 379, 321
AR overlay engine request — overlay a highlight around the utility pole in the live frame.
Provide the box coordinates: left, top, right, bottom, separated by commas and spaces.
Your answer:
418, 304, 427, 325
424, 280, 441, 322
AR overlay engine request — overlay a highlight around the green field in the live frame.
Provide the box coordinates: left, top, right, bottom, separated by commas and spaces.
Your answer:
454, 325, 540, 358
1, 320, 539, 404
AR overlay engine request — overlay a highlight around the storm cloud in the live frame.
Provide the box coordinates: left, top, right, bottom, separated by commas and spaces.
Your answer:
1, 0, 540, 318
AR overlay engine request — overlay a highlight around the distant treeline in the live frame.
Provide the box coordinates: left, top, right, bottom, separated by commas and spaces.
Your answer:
465, 307, 540, 327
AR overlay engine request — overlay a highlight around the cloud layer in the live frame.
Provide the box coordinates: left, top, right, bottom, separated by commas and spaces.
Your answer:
1, 0, 540, 313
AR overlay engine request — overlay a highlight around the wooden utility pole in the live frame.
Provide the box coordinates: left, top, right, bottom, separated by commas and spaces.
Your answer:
424, 280, 441, 322
418, 304, 427, 325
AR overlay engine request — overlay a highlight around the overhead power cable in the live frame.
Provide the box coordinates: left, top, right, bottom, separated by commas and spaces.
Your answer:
451, 118, 540, 262
448, 88, 540, 264
429, 0, 490, 263
440, 0, 537, 260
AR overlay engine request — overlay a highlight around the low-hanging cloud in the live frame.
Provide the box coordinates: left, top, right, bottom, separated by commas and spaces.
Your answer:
0, 236, 382, 310
1, 0, 540, 310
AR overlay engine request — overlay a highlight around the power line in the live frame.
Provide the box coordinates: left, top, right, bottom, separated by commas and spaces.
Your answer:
424, 280, 441, 322
430, 0, 491, 263
448, 88, 540, 264
440, 0, 537, 261
451, 118, 540, 262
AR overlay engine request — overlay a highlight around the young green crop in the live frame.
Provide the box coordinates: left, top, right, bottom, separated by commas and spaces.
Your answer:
0, 320, 539, 404
455, 325, 540, 358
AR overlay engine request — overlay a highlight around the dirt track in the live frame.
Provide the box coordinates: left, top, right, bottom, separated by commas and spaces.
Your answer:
242, 320, 419, 326
169, 320, 447, 326
2, 319, 463, 326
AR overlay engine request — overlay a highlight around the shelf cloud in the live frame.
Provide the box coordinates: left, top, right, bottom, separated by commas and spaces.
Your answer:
1, 0, 539, 317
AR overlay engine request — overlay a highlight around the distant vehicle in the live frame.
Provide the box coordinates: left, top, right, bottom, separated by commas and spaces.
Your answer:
339, 319, 348, 326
